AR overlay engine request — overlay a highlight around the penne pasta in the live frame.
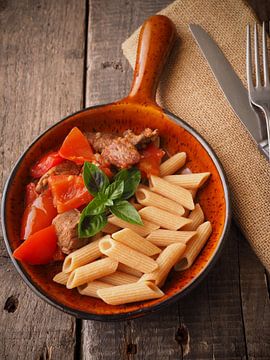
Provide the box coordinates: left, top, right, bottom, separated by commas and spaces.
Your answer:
159, 152, 187, 176
101, 271, 139, 286
53, 271, 70, 285
149, 175, 195, 210
139, 206, 192, 231
182, 203, 204, 231
62, 238, 103, 273
147, 229, 197, 246
174, 221, 212, 271
117, 263, 143, 277
66, 257, 118, 289
97, 281, 164, 305
77, 281, 112, 298
108, 215, 159, 237
189, 189, 197, 199
135, 187, 185, 216
99, 237, 158, 273
163, 172, 211, 189
140, 243, 186, 287
112, 228, 161, 256
102, 223, 121, 234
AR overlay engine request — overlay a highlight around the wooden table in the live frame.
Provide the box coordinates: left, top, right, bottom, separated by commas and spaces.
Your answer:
1, 1, 269, 359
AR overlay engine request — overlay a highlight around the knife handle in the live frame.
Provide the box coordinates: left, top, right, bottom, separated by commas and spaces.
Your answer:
258, 139, 269, 160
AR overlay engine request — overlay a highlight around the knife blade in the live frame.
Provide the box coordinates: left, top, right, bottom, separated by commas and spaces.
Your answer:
189, 24, 268, 154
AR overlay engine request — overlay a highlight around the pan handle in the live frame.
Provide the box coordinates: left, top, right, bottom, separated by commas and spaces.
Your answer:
127, 15, 176, 104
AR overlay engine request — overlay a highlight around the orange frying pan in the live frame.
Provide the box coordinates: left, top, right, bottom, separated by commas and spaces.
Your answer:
2, 15, 230, 321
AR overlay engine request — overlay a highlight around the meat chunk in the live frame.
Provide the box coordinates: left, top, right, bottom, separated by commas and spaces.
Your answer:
101, 137, 140, 168
85, 132, 117, 152
123, 128, 159, 148
52, 209, 90, 254
36, 160, 81, 193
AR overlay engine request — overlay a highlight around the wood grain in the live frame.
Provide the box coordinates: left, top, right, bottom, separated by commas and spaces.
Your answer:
177, 225, 247, 359
0, 0, 85, 358
1, 0, 270, 359
238, 227, 270, 359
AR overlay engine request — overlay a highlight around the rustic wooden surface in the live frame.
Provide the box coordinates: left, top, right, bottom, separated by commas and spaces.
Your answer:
0, 0, 269, 359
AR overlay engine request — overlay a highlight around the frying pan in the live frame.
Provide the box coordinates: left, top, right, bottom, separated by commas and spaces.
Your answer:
1, 15, 231, 321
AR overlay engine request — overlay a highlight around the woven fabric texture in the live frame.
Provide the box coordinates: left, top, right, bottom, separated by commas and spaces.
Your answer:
122, 0, 270, 271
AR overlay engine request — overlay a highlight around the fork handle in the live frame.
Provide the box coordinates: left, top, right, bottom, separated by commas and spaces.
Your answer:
260, 106, 270, 160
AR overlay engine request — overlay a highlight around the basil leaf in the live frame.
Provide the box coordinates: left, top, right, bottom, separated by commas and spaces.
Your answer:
110, 200, 143, 225
78, 211, 107, 238
82, 192, 108, 216
105, 180, 124, 201
114, 168, 141, 199
83, 162, 109, 196
105, 199, 114, 207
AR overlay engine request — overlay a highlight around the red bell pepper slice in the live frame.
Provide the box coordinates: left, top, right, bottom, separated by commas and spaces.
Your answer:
59, 127, 94, 165
14, 225, 57, 265
138, 143, 165, 178
48, 174, 93, 213
30, 151, 64, 178
21, 189, 57, 240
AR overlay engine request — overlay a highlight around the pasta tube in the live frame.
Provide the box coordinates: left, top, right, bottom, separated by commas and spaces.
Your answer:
66, 257, 118, 289
97, 281, 164, 305
78, 281, 112, 298
182, 203, 204, 231
117, 263, 143, 277
112, 228, 161, 256
147, 229, 197, 246
159, 152, 186, 176
139, 206, 192, 230
108, 215, 159, 236
135, 187, 185, 216
53, 271, 70, 285
140, 243, 186, 286
163, 173, 211, 189
63, 238, 103, 273
174, 221, 212, 271
99, 237, 158, 273
102, 223, 120, 234
101, 271, 139, 286
189, 189, 197, 199
149, 176, 194, 210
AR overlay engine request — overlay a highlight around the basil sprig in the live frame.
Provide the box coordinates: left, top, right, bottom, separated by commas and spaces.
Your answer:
79, 163, 143, 237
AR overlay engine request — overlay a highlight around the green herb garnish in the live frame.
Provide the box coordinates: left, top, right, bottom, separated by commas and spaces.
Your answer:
79, 163, 143, 237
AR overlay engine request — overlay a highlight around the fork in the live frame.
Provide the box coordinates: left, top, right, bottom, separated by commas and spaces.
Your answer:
246, 22, 270, 160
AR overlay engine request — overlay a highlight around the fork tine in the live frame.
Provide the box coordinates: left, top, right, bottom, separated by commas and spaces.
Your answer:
246, 24, 254, 91
262, 21, 270, 86
254, 23, 261, 87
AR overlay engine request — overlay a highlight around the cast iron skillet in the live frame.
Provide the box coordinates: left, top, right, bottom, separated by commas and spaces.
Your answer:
1, 15, 231, 321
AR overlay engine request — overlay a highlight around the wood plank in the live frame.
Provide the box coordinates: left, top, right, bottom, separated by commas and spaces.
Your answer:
0, 0, 85, 359
175, 225, 247, 360
86, 0, 173, 104
127, 304, 183, 359
238, 228, 270, 359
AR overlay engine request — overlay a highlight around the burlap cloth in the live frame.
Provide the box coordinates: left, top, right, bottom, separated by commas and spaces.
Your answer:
122, 0, 270, 271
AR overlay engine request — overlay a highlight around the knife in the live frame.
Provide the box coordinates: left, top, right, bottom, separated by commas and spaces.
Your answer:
189, 24, 269, 159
